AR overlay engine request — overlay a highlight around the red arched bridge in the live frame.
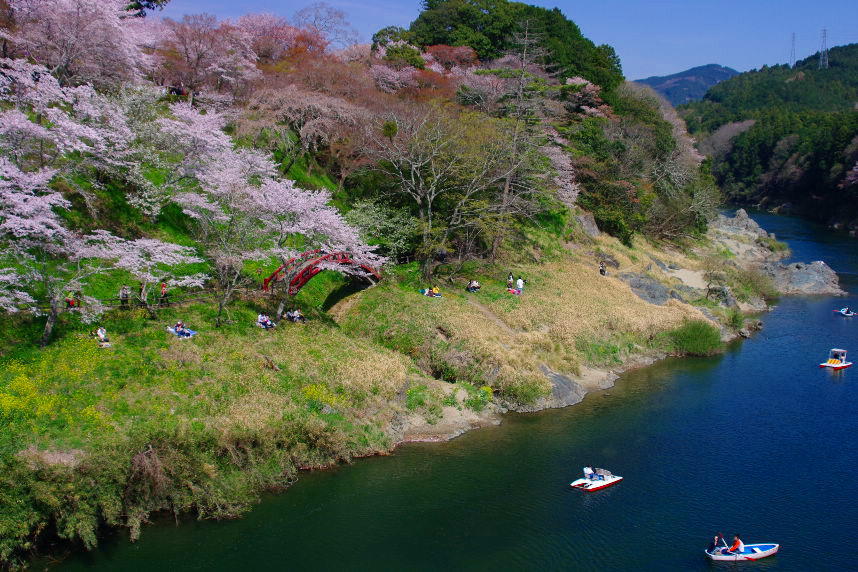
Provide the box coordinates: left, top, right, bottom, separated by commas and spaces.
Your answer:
262, 250, 381, 296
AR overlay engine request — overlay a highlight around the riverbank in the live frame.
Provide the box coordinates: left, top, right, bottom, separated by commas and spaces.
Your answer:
2, 211, 840, 567
390, 208, 842, 444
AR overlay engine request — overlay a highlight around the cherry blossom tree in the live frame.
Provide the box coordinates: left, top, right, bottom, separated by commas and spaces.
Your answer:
292, 2, 357, 49
241, 86, 364, 173
0, 268, 34, 313
0, 156, 110, 342
175, 148, 276, 325
256, 177, 384, 317
0, 61, 205, 342
82, 230, 206, 318
369, 64, 417, 93
155, 13, 258, 104
161, 101, 383, 322
6, 0, 150, 86
235, 13, 301, 66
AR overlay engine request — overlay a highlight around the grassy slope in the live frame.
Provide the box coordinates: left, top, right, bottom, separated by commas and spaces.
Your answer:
0, 216, 739, 563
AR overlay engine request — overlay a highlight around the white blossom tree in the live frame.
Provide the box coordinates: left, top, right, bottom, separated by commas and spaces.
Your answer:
6, 0, 151, 86
160, 101, 383, 323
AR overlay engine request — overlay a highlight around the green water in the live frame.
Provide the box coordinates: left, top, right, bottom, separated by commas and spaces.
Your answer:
57, 213, 858, 570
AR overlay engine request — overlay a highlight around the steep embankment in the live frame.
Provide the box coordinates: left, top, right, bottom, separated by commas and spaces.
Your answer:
681, 44, 858, 232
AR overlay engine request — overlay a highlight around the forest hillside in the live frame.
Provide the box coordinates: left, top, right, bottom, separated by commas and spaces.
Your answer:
681, 43, 858, 230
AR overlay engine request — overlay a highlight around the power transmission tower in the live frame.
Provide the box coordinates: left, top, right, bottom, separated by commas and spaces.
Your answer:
819, 28, 829, 69
790, 32, 796, 68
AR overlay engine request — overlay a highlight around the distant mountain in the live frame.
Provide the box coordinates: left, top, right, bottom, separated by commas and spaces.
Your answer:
636, 64, 739, 106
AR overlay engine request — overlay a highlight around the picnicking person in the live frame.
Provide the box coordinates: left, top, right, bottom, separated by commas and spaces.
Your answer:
466, 280, 481, 293
172, 320, 193, 337
421, 286, 441, 298
91, 326, 111, 348
284, 308, 306, 323
508, 276, 526, 295
257, 313, 276, 329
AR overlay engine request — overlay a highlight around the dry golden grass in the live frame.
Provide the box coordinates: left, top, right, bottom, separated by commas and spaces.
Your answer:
339, 233, 709, 400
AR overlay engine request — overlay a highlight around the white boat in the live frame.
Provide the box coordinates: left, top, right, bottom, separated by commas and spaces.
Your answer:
706, 543, 780, 561
570, 468, 622, 491
819, 348, 852, 370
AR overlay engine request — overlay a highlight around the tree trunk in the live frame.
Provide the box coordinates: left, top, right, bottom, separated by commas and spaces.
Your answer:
215, 284, 235, 327
40, 297, 60, 347
275, 292, 290, 322
215, 297, 227, 327
138, 283, 158, 319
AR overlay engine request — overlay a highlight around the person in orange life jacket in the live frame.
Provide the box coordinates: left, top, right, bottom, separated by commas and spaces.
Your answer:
727, 534, 744, 554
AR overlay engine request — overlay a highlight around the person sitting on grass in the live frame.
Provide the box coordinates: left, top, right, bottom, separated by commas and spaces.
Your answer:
422, 286, 440, 298
257, 313, 276, 329
90, 327, 111, 348
174, 321, 192, 337
466, 280, 481, 293
599, 261, 607, 276
284, 309, 306, 323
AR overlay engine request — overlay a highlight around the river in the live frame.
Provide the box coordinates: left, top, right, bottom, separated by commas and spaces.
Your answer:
58, 211, 858, 571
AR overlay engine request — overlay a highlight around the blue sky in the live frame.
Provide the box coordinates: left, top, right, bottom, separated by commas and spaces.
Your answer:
159, 0, 858, 79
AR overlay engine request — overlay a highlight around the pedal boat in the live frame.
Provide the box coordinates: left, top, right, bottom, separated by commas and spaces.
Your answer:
819, 348, 852, 370
706, 543, 779, 561
570, 471, 622, 492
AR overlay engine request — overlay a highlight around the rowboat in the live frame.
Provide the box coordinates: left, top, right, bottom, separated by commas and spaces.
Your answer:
819, 348, 852, 370
570, 468, 622, 491
706, 543, 780, 561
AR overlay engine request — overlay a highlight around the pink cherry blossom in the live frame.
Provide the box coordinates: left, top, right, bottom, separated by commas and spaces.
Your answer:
7, 0, 151, 87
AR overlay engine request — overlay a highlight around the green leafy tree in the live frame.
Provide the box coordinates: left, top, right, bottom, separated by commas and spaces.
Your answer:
127, 0, 170, 17
407, 0, 623, 91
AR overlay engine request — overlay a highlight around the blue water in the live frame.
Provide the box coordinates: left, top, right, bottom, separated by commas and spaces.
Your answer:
58, 212, 858, 571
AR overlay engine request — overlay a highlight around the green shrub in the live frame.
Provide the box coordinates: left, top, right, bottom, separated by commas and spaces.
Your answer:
405, 384, 429, 410
383, 44, 425, 69
461, 383, 493, 412
756, 235, 790, 254
732, 267, 778, 300
725, 308, 745, 330
667, 319, 722, 356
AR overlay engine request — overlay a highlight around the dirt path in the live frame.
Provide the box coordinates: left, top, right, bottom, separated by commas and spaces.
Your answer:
666, 268, 707, 289
464, 298, 520, 335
